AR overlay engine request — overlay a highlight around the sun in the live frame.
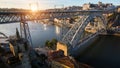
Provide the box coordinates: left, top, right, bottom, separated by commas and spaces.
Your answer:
30, 3, 38, 12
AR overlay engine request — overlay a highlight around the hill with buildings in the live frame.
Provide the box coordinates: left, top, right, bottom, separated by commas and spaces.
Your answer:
108, 12, 120, 27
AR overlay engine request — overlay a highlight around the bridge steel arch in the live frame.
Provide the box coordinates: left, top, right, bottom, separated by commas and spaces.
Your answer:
61, 13, 107, 49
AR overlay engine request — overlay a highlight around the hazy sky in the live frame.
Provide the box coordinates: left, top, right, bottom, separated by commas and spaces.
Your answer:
0, 0, 120, 10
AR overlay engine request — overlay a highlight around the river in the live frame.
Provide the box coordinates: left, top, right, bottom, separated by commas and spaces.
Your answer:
0, 22, 61, 47
76, 35, 120, 68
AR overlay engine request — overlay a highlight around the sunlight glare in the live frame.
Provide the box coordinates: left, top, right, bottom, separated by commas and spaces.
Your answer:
30, 3, 38, 12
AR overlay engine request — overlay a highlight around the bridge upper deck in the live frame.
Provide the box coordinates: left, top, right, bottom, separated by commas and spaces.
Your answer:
0, 7, 117, 24
0, 10, 110, 15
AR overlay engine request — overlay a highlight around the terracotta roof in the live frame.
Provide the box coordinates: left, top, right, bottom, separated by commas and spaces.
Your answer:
53, 57, 74, 68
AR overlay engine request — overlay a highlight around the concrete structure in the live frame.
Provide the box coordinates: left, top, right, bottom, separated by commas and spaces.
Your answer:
57, 42, 68, 56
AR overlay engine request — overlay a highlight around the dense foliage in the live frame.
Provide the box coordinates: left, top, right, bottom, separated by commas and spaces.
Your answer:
45, 39, 58, 50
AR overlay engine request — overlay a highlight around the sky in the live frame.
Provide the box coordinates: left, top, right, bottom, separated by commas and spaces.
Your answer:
0, 0, 120, 10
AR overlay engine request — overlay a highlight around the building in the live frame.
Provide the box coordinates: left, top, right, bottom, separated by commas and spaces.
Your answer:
118, 6, 120, 12
51, 57, 75, 68
48, 49, 75, 68
48, 50, 92, 68
82, 3, 98, 10
56, 42, 68, 56
82, 2, 115, 10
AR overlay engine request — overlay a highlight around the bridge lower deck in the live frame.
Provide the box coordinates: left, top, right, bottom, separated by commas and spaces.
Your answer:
75, 35, 120, 68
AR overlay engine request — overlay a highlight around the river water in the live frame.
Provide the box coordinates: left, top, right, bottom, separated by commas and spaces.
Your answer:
76, 35, 120, 68
0, 22, 61, 47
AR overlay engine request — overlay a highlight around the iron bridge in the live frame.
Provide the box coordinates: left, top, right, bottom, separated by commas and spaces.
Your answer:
0, 10, 114, 24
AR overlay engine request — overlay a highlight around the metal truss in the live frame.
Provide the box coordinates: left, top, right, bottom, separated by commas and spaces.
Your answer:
0, 10, 108, 24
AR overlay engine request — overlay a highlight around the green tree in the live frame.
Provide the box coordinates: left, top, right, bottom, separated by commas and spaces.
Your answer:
16, 28, 20, 39
45, 40, 49, 47
45, 40, 53, 49
45, 39, 58, 50
47, 42, 53, 49
51, 39, 57, 45
51, 39, 58, 50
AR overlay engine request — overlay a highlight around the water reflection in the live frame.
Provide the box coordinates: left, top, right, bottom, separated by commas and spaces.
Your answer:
55, 26, 60, 35
0, 23, 60, 47
43, 24, 47, 30
0, 23, 20, 36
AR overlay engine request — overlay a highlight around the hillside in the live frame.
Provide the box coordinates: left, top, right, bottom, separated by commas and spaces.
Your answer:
107, 12, 120, 27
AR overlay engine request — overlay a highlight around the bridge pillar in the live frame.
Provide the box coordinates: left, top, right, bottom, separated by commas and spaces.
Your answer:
57, 42, 68, 56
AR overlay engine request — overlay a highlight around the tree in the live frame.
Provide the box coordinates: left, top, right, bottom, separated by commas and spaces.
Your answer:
51, 39, 58, 45
45, 39, 58, 50
51, 39, 58, 50
47, 42, 53, 49
45, 40, 53, 49
45, 40, 49, 47
16, 28, 20, 39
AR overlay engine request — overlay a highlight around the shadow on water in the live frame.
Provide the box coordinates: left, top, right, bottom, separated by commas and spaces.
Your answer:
75, 35, 120, 68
